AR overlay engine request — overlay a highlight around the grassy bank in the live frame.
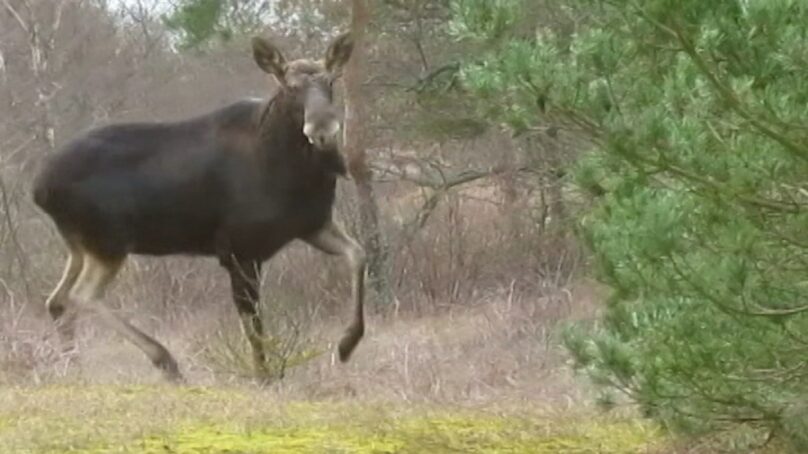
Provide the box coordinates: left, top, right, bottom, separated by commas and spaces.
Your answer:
0, 383, 661, 453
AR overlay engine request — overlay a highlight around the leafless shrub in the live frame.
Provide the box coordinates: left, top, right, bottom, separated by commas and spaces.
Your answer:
192, 286, 324, 383
286, 277, 597, 406
0, 299, 74, 384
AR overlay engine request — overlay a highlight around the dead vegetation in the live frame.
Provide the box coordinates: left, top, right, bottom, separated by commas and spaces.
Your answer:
0, 3, 626, 452
0, 0, 596, 398
0, 220, 595, 401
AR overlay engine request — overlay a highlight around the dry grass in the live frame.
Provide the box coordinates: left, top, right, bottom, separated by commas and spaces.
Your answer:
280, 282, 598, 405
0, 278, 598, 394
0, 267, 674, 453
0, 279, 671, 454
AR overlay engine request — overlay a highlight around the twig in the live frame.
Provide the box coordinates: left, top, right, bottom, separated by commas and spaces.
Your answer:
0, 172, 33, 307
2, 0, 30, 34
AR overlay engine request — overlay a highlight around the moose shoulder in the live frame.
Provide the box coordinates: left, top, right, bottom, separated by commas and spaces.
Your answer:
32, 32, 366, 382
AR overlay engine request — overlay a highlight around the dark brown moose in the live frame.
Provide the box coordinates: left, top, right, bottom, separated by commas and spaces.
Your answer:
32, 32, 365, 382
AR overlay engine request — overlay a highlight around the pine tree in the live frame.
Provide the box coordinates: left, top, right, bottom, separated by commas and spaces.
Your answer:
451, 0, 808, 449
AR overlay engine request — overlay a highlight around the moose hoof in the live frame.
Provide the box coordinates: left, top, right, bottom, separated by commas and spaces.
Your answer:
338, 324, 364, 362
162, 367, 184, 384
154, 355, 183, 383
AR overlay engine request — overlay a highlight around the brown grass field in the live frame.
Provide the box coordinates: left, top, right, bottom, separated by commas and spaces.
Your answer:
0, 279, 678, 453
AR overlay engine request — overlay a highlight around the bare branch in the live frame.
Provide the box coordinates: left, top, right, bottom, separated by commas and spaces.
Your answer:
0, 172, 33, 305
408, 62, 459, 93
123, 0, 164, 56
52, 0, 67, 37
374, 157, 533, 239
371, 156, 531, 190
0, 47, 6, 83
2, 0, 29, 33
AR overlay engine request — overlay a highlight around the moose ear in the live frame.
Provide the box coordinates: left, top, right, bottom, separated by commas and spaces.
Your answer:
324, 31, 354, 75
252, 36, 287, 81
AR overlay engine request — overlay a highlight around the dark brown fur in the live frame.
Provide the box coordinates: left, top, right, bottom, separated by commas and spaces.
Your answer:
34, 95, 344, 262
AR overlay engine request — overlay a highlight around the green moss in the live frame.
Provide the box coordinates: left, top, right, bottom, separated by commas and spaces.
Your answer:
132, 424, 404, 454
0, 385, 663, 453
109, 409, 661, 453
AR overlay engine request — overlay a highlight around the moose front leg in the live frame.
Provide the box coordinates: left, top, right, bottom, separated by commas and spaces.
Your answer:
225, 258, 267, 374
304, 219, 367, 362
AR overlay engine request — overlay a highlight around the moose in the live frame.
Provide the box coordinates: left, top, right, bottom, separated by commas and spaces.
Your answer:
31, 31, 366, 382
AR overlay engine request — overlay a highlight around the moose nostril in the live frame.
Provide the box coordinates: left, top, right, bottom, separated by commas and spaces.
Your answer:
303, 122, 315, 138
327, 121, 340, 136
305, 134, 325, 148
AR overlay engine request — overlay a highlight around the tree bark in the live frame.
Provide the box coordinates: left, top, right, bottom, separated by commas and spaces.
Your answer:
343, 0, 392, 306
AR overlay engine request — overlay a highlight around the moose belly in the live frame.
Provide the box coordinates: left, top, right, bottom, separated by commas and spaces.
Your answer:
220, 201, 333, 260
130, 216, 220, 256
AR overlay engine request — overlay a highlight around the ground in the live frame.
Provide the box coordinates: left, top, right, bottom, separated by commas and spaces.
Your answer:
0, 282, 785, 453
0, 383, 663, 453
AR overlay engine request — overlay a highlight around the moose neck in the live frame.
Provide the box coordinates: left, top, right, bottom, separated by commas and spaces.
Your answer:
259, 90, 309, 156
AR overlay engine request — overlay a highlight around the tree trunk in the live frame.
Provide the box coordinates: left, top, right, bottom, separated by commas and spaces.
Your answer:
343, 0, 392, 306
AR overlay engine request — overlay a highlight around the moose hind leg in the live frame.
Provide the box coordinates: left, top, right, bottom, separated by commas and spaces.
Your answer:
45, 239, 85, 349
226, 259, 267, 375
304, 220, 366, 362
70, 253, 182, 382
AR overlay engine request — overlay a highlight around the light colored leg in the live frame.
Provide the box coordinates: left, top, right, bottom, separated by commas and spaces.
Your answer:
70, 253, 182, 382
45, 240, 84, 349
304, 220, 366, 362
